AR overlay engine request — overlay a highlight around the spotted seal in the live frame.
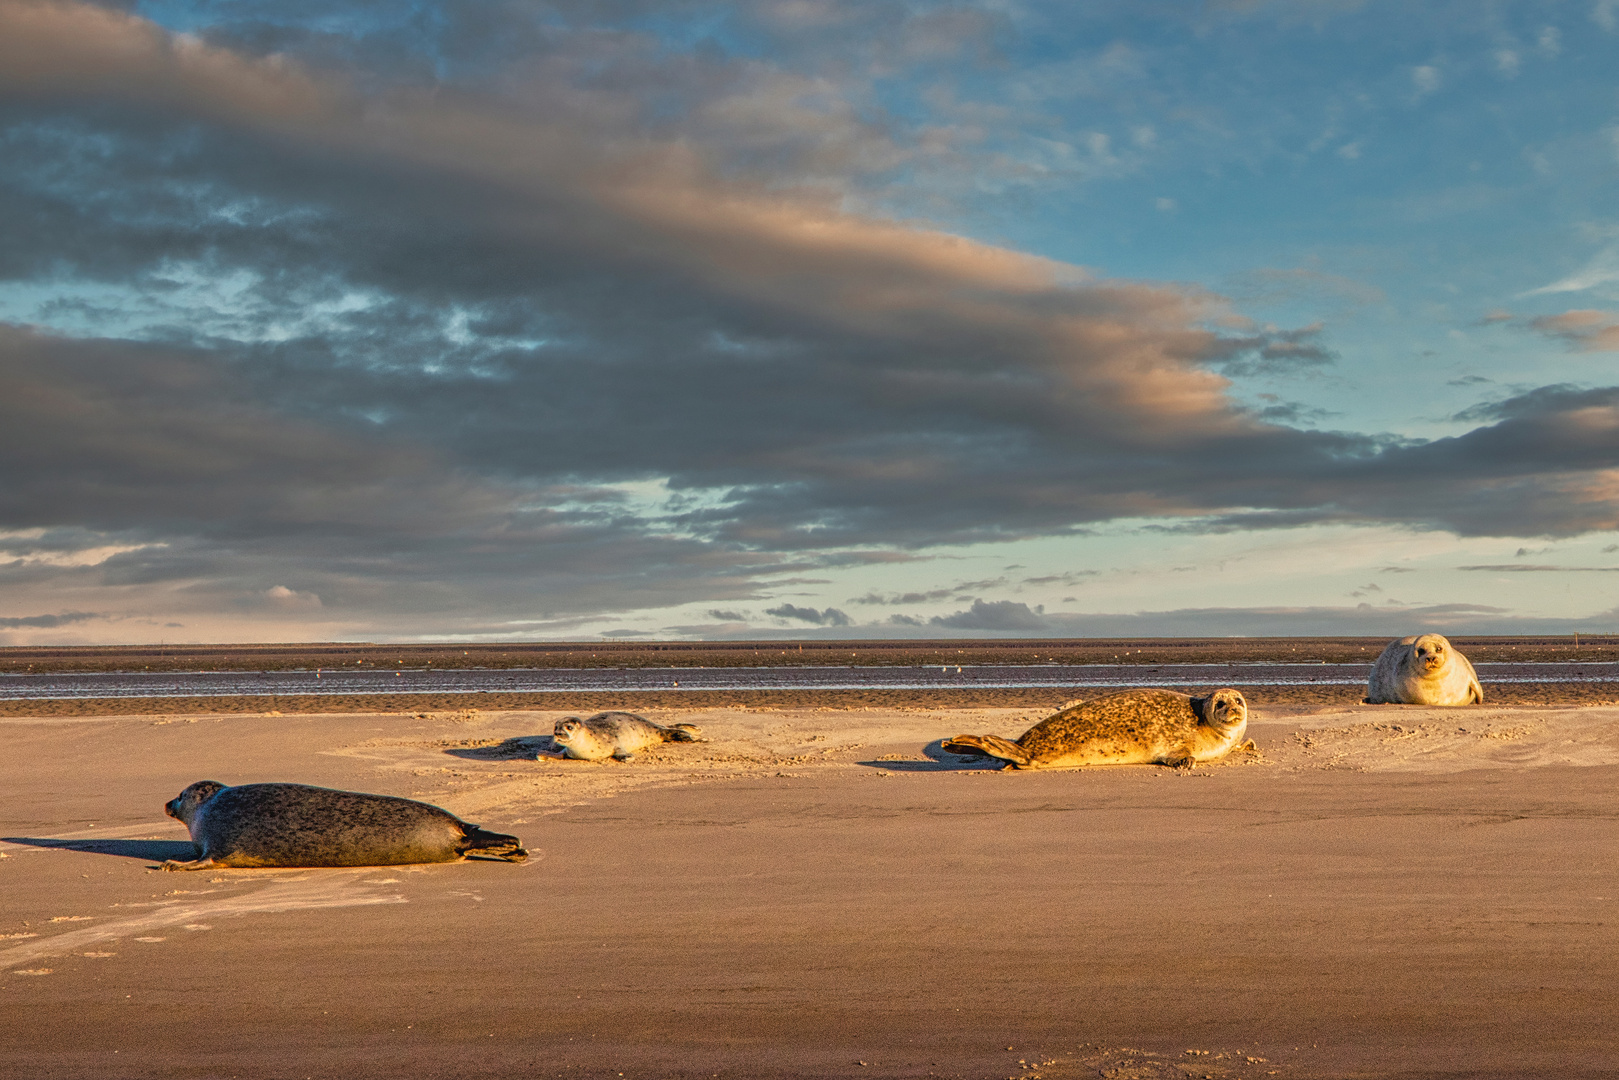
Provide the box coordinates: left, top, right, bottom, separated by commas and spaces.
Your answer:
160, 781, 528, 870
942, 688, 1249, 769
552, 712, 704, 761
1365, 633, 1482, 706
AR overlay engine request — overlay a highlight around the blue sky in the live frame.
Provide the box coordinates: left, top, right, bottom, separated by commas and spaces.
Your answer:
3, 0, 1619, 643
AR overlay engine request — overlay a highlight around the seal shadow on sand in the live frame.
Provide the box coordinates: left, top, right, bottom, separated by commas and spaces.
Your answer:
1, 837, 197, 862
855, 740, 1008, 772
443, 735, 557, 761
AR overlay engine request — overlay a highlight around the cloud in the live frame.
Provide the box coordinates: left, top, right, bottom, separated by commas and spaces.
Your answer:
1529, 310, 1619, 351
765, 603, 851, 626
4, 3, 1619, 640
0, 610, 101, 628
929, 598, 1048, 631
694, 600, 1619, 639
848, 578, 1009, 605
705, 609, 747, 622
849, 589, 958, 606
1019, 571, 1098, 586
1212, 322, 1337, 377
1411, 65, 1441, 96
257, 585, 323, 608
1523, 246, 1619, 295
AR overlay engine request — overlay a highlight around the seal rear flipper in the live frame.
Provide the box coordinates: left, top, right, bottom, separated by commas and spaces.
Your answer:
941, 734, 1031, 766
459, 825, 528, 862
662, 723, 704, 742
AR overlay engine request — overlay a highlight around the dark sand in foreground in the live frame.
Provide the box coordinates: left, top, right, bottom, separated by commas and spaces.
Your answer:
4, 698, 1618, 1079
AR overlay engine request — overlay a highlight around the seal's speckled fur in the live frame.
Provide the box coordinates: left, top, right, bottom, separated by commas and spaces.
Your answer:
161, 781, 527, 870
943, 688, 1248, 769
552, 712, 704, 761
1365, 633, 1482, 706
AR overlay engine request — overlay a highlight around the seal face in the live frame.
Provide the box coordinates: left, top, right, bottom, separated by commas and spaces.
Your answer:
551, 712, 704, 761
1365, 633, 1482, 706
942, 688, 1249, 770
160, 781, 528, 871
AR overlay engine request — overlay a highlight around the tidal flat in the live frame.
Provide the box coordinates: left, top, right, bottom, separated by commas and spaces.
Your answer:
3, 691, 1618, 1079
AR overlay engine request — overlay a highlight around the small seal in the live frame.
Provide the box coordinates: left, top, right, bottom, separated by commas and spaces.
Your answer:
160, 781, 528, 871
552, 712, 704, 761
942, 688, 1249, 769
1365, 633, 1482, 705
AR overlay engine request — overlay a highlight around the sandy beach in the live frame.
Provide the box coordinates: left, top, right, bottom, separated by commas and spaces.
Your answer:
4, 698, 1618, 1079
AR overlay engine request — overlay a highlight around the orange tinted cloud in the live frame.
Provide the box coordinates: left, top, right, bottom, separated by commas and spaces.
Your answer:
1530, 310, 1619, 351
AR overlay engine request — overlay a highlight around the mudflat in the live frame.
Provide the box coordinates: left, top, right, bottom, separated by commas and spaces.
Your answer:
3, 701, 1618, 1079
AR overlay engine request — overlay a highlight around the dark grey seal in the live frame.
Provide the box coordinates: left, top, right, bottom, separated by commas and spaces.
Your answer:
160, 780, 528, 870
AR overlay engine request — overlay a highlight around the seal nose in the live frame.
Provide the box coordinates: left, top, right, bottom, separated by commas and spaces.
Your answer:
164, 799, 179, 819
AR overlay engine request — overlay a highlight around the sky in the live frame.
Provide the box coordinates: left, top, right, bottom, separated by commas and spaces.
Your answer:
3, 0, 1619, 644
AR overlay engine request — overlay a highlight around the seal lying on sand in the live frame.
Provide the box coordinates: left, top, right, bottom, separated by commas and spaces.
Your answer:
1365, 633, 1482, 706
160, 781, 528, 870
943, 688, 1249, 769
552, 712, 704, 761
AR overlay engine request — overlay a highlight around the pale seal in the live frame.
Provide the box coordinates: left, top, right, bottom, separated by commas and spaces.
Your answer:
160, 781, 528, 870
1365, 633, 1482, 706
551, 712, 703, 761
942, 688, 1249, 769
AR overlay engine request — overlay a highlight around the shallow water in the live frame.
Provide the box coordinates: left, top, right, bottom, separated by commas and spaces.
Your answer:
3, 661, 1616, 700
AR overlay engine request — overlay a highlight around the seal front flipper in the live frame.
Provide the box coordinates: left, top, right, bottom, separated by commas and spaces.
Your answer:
458, 825, 528, 862
160, 856, 218, 872
941, 734, 1031, 767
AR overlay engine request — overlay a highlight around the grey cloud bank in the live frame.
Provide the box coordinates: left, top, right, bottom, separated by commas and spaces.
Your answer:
3, 1, 1619, 641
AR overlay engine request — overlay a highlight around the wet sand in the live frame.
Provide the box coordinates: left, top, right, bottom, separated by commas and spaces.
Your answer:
4, 700, 1619, 1079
